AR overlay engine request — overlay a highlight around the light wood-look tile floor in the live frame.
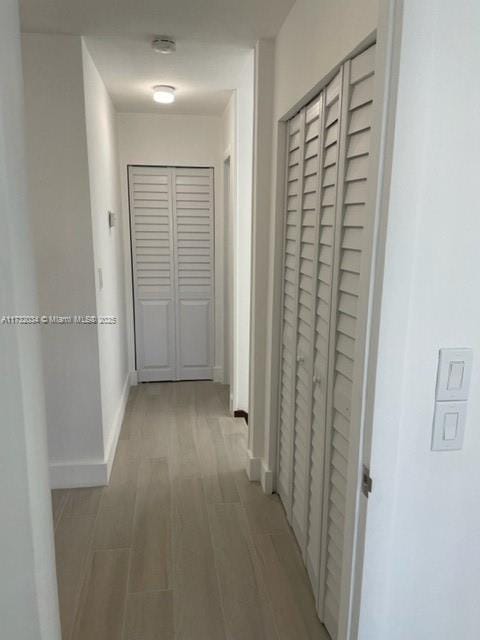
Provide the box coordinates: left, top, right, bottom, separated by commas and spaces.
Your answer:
52, 381, 329, 640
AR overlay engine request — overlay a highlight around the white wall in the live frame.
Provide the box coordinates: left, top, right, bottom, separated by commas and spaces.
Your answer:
220, 59, 255, 416
22, 33, 130, 487
222, 96, 236, 394
248, 39, 275, 484
116, 112, 224, 380
234, 52, 255, 413
274, 0, 378, 119
250, 0, 378, 481
359, 1, 480, 638
82, 41, 129, 467
0, 1, 60, 637
22, 34, 104, 470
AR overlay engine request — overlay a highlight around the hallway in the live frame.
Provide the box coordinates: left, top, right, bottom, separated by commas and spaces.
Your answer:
52, 382, 328, 640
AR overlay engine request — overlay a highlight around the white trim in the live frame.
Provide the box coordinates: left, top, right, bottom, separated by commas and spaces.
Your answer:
245, 449, 261, 481
260, 461, 274, 494
104, 371, 132, 481
213, 365, 224, 383
130, 370, 138, 386
50, 371, 134, 489
50, 459, 108, 489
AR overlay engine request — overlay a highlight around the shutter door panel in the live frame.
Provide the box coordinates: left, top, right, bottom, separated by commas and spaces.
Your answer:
278, 113, 304, 507
129, 166, 176, 382
173, 167, 214, 380
291, 94, 323, 547
276, 43, 376, 639
320, 44, 375, 640
306, 69, 343, 593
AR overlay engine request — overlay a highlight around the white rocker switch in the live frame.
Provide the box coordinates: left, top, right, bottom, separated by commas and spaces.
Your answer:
432, 401, 467, 451
435, 348, 473, 401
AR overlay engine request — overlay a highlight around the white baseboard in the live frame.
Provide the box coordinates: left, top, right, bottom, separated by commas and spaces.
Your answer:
104, 370, 132, 482
261, 461, 274, 494
213, 365, 224, 383
50, 459, 109, 489
130, 370, 138, 386
246, 449, 261, 481
49, 371, 134, 489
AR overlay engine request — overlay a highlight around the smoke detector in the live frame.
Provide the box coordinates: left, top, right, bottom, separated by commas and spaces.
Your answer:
152, 36, 176, 54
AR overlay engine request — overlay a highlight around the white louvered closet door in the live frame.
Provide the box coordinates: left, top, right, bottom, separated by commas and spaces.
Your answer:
290, 94, 323, 548
305, 69, 343, 593
173, 167, 214, 380
130, 166, 214, 382
319, 43, 376, 639
278, 111, 304, 509
277, 42, 376, 640
129, 166, 176, 382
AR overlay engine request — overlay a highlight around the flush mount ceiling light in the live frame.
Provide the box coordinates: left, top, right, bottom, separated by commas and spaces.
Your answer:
152, 36, 176, 54
153, 85, 176, 104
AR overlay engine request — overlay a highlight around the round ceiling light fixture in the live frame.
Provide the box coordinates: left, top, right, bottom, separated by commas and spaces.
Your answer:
152, 36, 176, 54
153, 85, 176, 104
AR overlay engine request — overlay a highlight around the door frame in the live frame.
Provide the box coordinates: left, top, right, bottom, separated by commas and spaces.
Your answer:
223, 153, 233, 395
127, 163, 217, 382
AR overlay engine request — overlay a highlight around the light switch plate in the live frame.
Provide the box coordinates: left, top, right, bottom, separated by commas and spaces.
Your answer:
435, 348, 473, 401
432, 401, 467, 451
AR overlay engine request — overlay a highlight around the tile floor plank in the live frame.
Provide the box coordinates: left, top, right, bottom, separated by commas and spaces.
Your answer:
52, 489, 69, 529
129, 459, 171, 593
72, 548, 130, 640
208, 502, 278, 640
62, 487, 103, 518
243, 493, 288, 536
254, 532, 330, 640
92, 441, 138, 550
124, 591, 174, 640
195, 416, 240, 504
55, 515, 96, 640
172, 476, 226, 640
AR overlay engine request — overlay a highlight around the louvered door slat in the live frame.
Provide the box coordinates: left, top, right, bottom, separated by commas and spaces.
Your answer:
173, 167, 214, 380
129, 166, 176, 381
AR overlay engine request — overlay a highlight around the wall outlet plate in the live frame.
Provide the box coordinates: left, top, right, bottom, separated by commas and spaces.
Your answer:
435, 348, 473, 402
432, 400, 467, 451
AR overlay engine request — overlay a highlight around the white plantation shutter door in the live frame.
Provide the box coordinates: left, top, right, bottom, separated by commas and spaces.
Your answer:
320, 44, 375, 639
306, 69, 342, 594
277, 43, 376, 640
291, 94, 323, 549
129, 166, 176, 381
173, 168, 214, 380
129, 166, 214, 382
278, 111, 304, 512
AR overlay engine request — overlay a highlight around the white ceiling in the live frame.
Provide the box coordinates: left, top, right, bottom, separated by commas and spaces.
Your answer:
20, 0, 295, 115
